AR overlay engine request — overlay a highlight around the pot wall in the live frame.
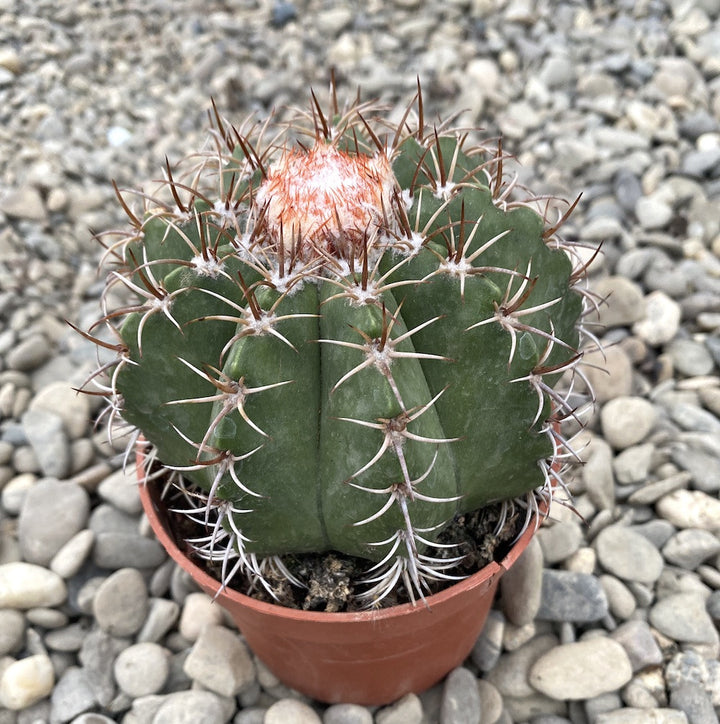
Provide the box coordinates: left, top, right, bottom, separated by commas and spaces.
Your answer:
138, 460, 539, 705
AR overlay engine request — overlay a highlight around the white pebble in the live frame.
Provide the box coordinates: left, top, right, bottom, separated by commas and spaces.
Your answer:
0, 654, 55, 710
0, 562, 67, 609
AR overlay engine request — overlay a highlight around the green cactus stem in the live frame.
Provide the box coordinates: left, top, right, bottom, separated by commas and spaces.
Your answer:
83, 84, 594, 607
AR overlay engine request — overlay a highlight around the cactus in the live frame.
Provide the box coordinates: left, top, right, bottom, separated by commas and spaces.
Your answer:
83, 85, 592, 607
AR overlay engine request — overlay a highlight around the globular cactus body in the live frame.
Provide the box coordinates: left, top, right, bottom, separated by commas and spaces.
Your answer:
91, 90, 587, 604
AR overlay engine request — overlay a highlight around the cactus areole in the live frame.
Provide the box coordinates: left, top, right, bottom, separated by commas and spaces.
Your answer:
87, 87, 588, 608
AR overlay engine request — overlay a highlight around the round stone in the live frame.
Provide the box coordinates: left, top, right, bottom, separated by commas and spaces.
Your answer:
656, 489, 720, 530
92, 568, 149, 637
537, 570, 609, 623
0, 609, 25, 655
649, 593, 719, 645
0, 654, 55, 710
178, 592, 226, 641
50, 529, 95, 579
265, 699, 322, 724
589, 277, 645, 328
529, 637, 633, 700
440, 666, 482, 724
632, 291, 682, 346
29, 380, 91, 439
662, 529, 720, 569
18, 479, 90, 565
324, 703, 374, 724
500, 535, 543, 625
600, 396, 657, 449
0, 562, 67, 609
183, 625, 255, 697
594, 525, 664, 584
114, 642, 170, 696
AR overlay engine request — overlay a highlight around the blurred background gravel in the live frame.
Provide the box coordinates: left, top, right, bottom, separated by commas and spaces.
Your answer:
1, 1, 720, 722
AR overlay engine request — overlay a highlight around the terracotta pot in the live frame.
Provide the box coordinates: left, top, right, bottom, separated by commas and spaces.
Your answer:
138, 454, 542, 705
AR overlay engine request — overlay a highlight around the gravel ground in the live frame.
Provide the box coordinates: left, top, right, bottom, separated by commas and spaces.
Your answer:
1, 0, 720, 722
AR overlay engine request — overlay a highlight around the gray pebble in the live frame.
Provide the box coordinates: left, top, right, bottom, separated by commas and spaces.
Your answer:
662, 529, 720, 569
153, 690, 232, 724
613, 443, 654, 485
529, 637, 633, 701
600, 397, 657, 449
376, 693, 423, 724
609, 620, 663, 672
92, 568, 149, 637
470, 609, 505, 672
323, 703, 373, 724
18, 479, 89, 566
668, 338, 716, 377
499, 535, 543, 625
537, 570, 608, 622
669, 682, 719, 724
21, 408, 71, 478
6, 333, 51, 371
97, 467, 142, 515
29, 381, 91, 440
589, 277, 646, 328
537, 521, 583, 565
50, 529, 95, 579
440, 667, 481, 724
265, 699, 321, 724
0, 609, 25, 655
78, 628, 126, 708
627, 471, 692, 505
594, 525, 664, 584
650, 592, 719, 645
114, 642, 170, 697
137, 597, 180, 644
599, 575, 637, 620
183, 625, 255, 698
50, 666, 97, 724
92, 532, 166, 570
486, 633, 558, 698
633, 291, 682, 346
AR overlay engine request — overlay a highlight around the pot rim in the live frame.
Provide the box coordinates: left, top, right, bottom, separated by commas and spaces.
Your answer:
138, 450, 546, 623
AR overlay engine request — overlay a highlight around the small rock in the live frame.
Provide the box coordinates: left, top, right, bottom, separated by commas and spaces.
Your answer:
613, 443, 654, 485
92, 532, 166, 570
595, 708, 688, 723
323, 703, 374, 724
633, 291, 682, 346
487, 634, 558, 698
667, 338, 716, 377
627, 472, 691, 505
589, 277, 646, 328
152, 690, 232, 724
0, 609, 25, 655
599, 575, 637, 620
183, 625, 255, 697
529, 637, 633, 700
50, 666, 97, 722
0, 186, 46, 221
92, 568, 149, 637
97, 467, 142, 514
0, 562, 67, 608
78, 628, 125, 707
537, 570, 608, 622
649, 593, 719, 645
600, 397, 657, 449
662, 529, 720, 569
545, 509, 586, 554
18, 478, 90, 565
610, 620, 663, 671
636, 194, 673, 230
440, 667, 481, 724
594, 525, 664, 584
669, 681, 719, 724
50, 529, 95, 579
114, 642, 170, 697
583, 438, 615, 511
376, 692, 423, 724
137, 597, 180, 644
21, 408, 71, 478
29, 381, 91, 439
471, 609, 504, 672
6, 333, 51, 371
500, 535, 543, 625
264, 699, 321, 723
0, 654, 55, 710
656, 489, 720, 530
178, 592, 226, 641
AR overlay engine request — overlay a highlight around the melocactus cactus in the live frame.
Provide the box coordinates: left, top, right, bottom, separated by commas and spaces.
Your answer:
84, 86, 592, 607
